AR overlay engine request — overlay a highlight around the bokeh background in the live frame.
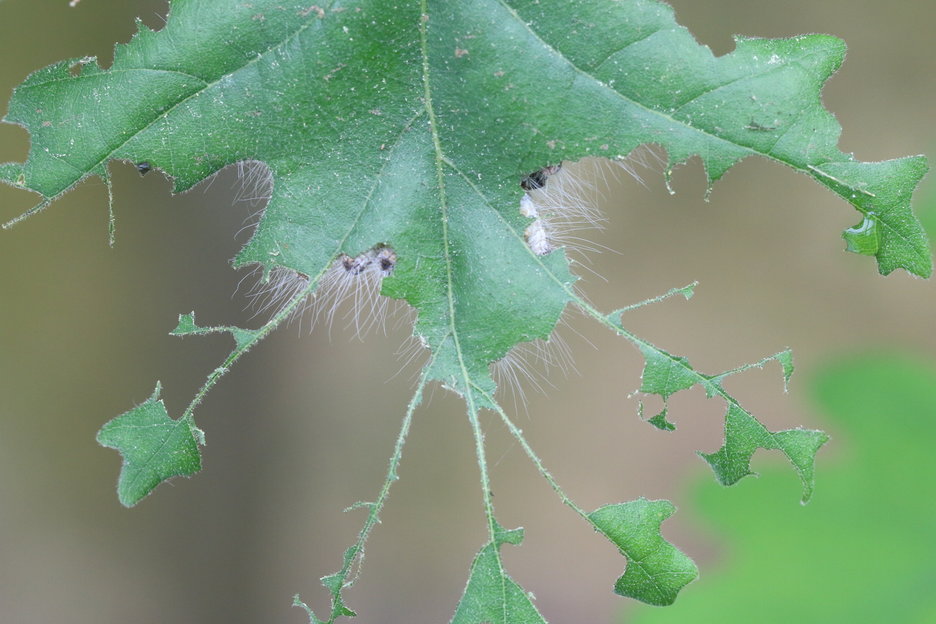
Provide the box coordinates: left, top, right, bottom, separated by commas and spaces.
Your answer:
1, 1, 934, 622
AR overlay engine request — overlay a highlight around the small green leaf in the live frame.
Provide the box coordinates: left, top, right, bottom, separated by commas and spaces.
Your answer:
776, 349, 795, 391
700, 404, 829, 503
608, 282, 698, 324
169, 312, 201, 335
630, 345, 817, 496
589, 499, 698, 606
451, 528, 546, 624
629, 353, 936, 624
309, 545, 360, 622
639, 345, 713, 400
634, 345, 818, 499
96, 383, 202, 507
647, 408, 676, 432
170, 311, 257, 351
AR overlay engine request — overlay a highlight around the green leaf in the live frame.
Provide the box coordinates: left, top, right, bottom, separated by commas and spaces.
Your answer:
640, 402, 676, 431
170, 311, 258, 350
451, 525, 546, 624
647, 408, 676, 432
588, 499, 699, 606
5, 0, 901, 610
631, 343, 817, 497
629, 353, 936, 623
700, 404, 829, 503
814, 158, 931, 276
306, 544, 362, 622
3, 1, 927, 274
0, 1, 929, 384
95, 383, 202, 507
639, 345, 716, 400
169, 312, 204, 336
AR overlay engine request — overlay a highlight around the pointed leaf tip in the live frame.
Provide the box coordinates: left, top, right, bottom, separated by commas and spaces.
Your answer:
816, 157, 931, 277
96, 384, 202, 506
777, 349, 794, 391
170, 311, 199, 335
452, 531, 546, 624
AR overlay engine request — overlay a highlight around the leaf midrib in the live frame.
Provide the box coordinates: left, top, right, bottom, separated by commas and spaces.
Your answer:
419, 0, 474, 393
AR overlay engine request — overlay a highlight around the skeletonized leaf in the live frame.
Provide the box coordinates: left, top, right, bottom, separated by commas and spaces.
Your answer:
170, 311, 258, 350
700, 404, 829, 503
632, 342, 818, 495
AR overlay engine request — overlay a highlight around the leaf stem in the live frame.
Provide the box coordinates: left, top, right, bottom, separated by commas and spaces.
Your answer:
416, 0, 500, 550
334, 366, 429, 589
179, 274, 319, 428
610, 281, 697, 317
577, 294, 764, 410
471, 382, 591, 523
464, 387, 500, 543
295, 366, 431, 623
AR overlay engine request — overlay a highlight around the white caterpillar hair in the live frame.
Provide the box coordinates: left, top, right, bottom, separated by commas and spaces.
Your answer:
494, 149, 663, 398
241, 243, 404, 340
233, 150, 658, 395
224, 159, 401, 338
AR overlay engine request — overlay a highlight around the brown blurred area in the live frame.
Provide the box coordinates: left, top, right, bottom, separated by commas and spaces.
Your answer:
0, 1, 933, 622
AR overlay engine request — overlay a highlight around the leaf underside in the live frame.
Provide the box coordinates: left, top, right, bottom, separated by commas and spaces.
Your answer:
95, 383, 201, 507
635, 345, 825, 503
0, 0, 914, 493
1, 0, 919, 618
451, 525, 547, 624
589, 499, 699, 606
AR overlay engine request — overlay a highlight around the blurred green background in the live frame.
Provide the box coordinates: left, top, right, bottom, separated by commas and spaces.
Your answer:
0, 1, 934, 623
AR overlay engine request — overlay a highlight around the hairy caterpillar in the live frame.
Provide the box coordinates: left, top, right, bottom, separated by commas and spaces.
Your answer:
227, 161, 401, 337
495, 150, 662, 395
243, 243, 401, 339
234, 151, 656, 395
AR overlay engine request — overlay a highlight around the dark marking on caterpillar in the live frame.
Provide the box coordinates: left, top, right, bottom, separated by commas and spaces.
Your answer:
520, 164, 562, 191
338, 244, 397, 277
